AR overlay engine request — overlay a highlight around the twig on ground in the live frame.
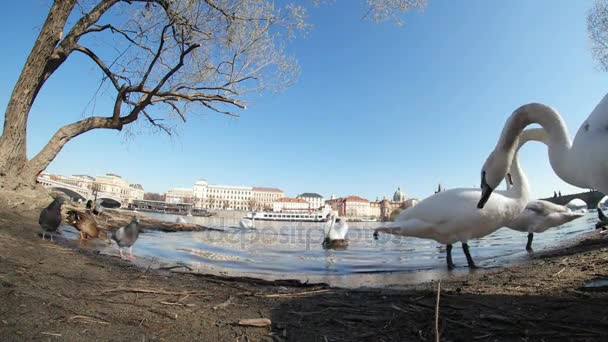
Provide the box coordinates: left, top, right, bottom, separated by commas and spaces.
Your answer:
238, 318, 272, 327
68, 315, 110, 325
159, 264, 193, 271
41, 332, 62, 337
101, 287, 207, 296
213, 296, 234, 310
262, 289, 331, 298
149, 308, 177, 320
553, 267, 566, 277
160, 301, 183, 306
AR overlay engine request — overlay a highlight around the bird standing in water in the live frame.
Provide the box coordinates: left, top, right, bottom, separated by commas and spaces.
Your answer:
111, 218, 141, 260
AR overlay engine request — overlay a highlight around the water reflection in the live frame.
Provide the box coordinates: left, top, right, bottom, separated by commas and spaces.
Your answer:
60, 211, 598, 288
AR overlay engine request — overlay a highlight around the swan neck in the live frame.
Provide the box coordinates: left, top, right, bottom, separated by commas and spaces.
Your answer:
498, 103, 580, 187
498, 103, 572, 151
507, 154, 529, 203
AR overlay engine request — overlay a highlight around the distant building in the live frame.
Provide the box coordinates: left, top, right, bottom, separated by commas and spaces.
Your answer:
165, 187, 194, 204
273, 197, 309, 212
93, 173, 144, 205
296, 193, 325, 210
326, 187, 418, 221
370, 187, 419, 221
326, 195, 371, 218
129, 184, 145, 201
393, 187, 406, 202
192, 180, 283, 210
252, 187, 284, 211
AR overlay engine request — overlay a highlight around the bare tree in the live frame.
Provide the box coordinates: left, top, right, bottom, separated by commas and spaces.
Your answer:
588, 0, 608, 71
144, 192, 164, 201
0, 0, 425, 192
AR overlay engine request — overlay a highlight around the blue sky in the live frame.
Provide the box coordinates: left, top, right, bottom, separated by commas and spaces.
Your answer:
1, 0, 607, 200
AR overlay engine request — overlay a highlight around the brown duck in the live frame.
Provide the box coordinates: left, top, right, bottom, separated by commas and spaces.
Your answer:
66, 210, 107, 241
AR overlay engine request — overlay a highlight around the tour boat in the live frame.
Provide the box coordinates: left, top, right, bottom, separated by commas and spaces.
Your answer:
240, 206, 332, 228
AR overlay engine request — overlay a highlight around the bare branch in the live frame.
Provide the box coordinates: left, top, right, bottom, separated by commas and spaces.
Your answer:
142, 109, 173, 135
73, 45, 122, 91
26, 116, 121, 178
56, 0, 122, 55
140, 23, 173, 87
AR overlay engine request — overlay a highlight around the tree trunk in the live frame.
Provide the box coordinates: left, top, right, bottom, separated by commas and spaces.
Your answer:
0, 0, 77, 189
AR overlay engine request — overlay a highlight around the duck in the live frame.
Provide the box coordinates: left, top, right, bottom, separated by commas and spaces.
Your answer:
66, 210, 108, 241
596, 206, 608, 230
478, 95, 608, 208
374, 129, 543, 269
38, 197, 65, 241
323, 213, 349, 248
86, 199, 104, 216
111, 218, 141, 260
505, 200, 583, 251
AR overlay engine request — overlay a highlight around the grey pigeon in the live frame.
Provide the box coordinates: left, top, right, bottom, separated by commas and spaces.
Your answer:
38, 197, 65, 241
111, 218, 140, 260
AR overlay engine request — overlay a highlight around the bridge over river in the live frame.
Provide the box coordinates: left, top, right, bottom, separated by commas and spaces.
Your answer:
37, 176, 123, 207
541, 190, 606, 209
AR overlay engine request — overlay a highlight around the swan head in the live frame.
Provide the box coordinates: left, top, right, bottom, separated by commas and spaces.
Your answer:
478, 148, 514, 208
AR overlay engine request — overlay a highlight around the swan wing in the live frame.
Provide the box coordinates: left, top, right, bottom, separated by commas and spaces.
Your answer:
525, 200, 568, 216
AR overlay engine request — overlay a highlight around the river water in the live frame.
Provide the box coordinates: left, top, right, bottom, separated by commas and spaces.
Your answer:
60, 211, 599, 288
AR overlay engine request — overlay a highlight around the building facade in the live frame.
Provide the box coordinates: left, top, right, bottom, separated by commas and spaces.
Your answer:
326, 188, 418, 220
191, 180, 284, 211
272, 197, 310, 212
129, 184, 145, 202
252, 187, 284, 210
296, 193, 325, 209
165, 187, 194, 204
326, 196, 371, 218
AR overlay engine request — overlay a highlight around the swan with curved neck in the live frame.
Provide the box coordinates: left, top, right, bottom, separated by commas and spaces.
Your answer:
374, 129, 542, 269
323, 213, 349, 248
479, 96, 608, 208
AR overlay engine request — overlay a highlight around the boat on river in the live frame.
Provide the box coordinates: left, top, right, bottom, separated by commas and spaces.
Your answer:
239, 206, 332, 228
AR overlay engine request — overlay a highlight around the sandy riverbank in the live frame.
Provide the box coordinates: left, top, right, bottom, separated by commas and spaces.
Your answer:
2, 206, 608, 341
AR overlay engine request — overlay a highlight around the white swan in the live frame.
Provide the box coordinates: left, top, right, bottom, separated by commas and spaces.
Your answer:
374, 129, 543, 269
478, 95, 608, 208
506, 200, 583, 251
323, 214, 349, 247
239, 214, 255, 229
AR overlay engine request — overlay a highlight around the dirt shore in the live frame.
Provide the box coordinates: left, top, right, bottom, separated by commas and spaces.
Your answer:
2, 206, 608, 341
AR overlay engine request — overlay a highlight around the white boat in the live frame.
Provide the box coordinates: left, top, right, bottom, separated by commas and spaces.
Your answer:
241, 206, 332, 224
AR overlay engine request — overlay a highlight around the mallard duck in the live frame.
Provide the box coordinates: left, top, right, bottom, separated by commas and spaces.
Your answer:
39, 197, 65, 241
66, 210, 106, 241
86, 199, 104, 216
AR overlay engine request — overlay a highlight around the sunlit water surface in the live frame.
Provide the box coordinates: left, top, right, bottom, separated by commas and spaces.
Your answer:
60, 211, 600, 288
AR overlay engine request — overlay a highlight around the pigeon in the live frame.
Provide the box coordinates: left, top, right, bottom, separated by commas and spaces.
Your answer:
39, 197, 65, 241
111, 218, 141, 260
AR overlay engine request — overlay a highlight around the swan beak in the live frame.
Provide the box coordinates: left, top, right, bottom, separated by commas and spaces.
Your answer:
478, 177, 493, 209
